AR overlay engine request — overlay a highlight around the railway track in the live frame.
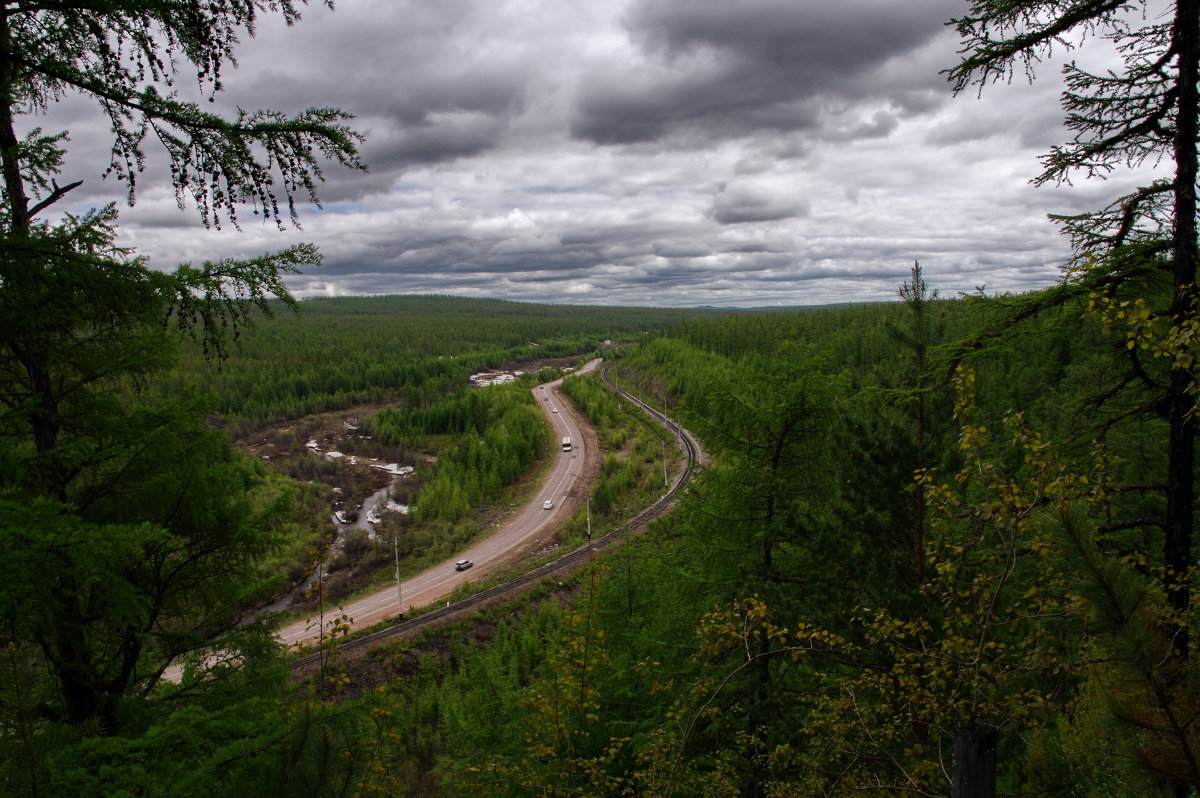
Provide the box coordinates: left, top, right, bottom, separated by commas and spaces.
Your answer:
293, 360, 700, 666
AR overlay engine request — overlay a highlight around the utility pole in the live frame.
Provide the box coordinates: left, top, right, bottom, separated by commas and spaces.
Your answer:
393, 530, 403, 619
663, 438, 668, 491
587, 493, 592, 540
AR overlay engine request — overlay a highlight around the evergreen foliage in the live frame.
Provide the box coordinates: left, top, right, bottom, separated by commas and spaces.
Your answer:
368, 284, 1195, 797
949, 0, 1200, 672
0, 0, 361, 742
379, 383, 545, 525
157, 294, 733, 434
6, 1, 1200, 796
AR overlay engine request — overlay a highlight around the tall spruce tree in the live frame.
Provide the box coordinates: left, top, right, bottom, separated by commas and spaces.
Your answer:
0, 1, 362, 730
948, 1, 1200, 657
885, 261, 945, 583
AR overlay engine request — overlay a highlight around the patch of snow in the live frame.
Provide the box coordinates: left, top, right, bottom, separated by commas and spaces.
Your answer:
386, 500, 409, 514
305, 439, 320, 450
325, 451, 344, 459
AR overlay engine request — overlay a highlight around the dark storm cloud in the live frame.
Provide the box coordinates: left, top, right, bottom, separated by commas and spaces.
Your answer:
571, 0, 952, 145
18, 1, 534, 209
709, 183, 809, 225
30, 0, 1111, 307
221, 0, 534, 198
368, 111, 512, 171
348, 66, 529, 177
625, 0, 946, 76
847, 111, 900, 140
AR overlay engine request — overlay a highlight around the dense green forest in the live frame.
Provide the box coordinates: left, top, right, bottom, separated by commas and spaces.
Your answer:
5, 1, 1200, 797
154, 295, 725, 435
2, 280, 1184, 796
364, 283, 1173, 797
177, 296, 727, 607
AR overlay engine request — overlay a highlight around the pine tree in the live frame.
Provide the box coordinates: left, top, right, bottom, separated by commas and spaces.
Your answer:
884, 261, 947, 582
948, 0, 1200, 657
0, 1, 362, 729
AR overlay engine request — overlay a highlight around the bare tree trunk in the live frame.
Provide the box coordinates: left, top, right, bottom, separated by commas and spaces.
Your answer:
1165, 0, 1199, 661
951, 724, 997, 798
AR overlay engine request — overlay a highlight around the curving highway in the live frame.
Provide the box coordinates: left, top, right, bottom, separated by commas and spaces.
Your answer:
290, 359, 703, 666
274, 360, 601, 650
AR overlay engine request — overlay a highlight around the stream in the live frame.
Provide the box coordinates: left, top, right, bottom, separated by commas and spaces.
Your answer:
254, 476, 406, 617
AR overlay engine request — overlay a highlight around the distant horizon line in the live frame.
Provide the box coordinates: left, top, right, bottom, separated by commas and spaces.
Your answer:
288, 291, 903, 312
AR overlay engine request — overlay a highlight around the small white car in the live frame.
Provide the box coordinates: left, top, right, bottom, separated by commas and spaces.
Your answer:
455, 559, 473, 571
542, 500, 554, 510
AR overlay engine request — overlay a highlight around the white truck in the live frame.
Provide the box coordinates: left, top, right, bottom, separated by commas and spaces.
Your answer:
562, 436, 572, 451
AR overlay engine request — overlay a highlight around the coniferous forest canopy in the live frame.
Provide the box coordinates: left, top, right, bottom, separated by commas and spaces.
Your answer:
2, 1, 1200, 797
158, 294, 727, 434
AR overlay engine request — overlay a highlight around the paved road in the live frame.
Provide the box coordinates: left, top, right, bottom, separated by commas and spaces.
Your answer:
274, 360, 599, 650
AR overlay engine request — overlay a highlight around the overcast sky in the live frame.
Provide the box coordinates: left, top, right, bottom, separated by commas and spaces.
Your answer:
40, 0, 1169, 307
